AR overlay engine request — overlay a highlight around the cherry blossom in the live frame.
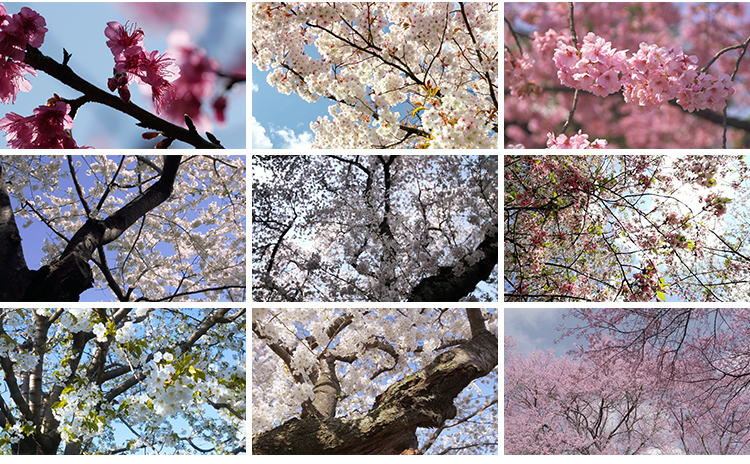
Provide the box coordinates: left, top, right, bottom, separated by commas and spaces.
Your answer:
254, 155, 498, 302
0, 100, 86, 149
160, 30, 221, 131
546, 130, 607, 148
253, 309, 497, 454
0, 5, 47, 61
517, 308, 750, 454
505, 154, 750, 302
104, 21, 180, 113
0, 4, 243, 148
253, 2, 497, 149
0, 155, 246, 302
505, 2, 750, 148
0, 309, 245, 455
0, 57, 35, 104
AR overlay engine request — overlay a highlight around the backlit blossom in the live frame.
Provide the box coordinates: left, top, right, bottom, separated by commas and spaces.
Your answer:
0, 57, 35, 103
0, 100, 88, 149
104, 21, 145, 57
7, 7, 46, 46
105, 21, 180, 113
0, 6, 47, 60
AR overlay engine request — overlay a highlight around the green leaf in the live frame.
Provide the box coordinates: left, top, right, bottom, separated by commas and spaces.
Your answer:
52, 399, 67, 410
188, 365, 206, 381
686, 240, 695, 251
656, 291, 666, 302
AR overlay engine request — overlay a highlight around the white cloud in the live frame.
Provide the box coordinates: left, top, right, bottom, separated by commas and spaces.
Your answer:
274, 127, 314, 149
251, 116, 273, 149
252, 80, 259, 92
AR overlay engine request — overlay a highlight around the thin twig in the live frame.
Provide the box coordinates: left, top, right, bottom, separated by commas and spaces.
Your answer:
561, 89, 580, 134
560, 3, 580, 134
568, 2, 579, 48
504, 16, 524, 55
700, 35, 750, 74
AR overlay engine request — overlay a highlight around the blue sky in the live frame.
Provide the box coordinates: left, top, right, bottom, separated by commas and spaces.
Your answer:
504, 308, 583, 356
252, 64, 324, 149
0, 2, 246, 149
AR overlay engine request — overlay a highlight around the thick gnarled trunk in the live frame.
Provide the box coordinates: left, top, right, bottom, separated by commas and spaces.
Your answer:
252, 315, 497, 455
0, 164, 31, 301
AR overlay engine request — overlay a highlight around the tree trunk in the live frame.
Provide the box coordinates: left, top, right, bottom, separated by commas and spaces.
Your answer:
0, 164, 31, 300
252, 324, 497, 454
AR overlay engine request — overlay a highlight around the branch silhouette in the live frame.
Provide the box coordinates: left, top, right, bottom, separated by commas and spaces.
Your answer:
23, 46, 224, 149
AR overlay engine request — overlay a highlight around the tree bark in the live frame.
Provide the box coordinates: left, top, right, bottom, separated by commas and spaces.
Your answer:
407, 229, 498, 302
252, 313, 497, 454
0, 155, 183, 302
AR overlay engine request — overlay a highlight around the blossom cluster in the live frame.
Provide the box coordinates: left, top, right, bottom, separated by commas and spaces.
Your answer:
253, 2, 497, 148
0, 98, 89, 148
546, 130, 607, 149
554, 32, 628, 97
0, 4, 46, 104
623, 42, 734, 112
554, 32, 735, 113
104, 21, 180, 113
505, 3, 749, 149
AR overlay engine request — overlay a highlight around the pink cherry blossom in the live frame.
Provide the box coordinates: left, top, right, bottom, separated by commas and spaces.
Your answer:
105, 22, 180, 114
505, 3, 748, 148
0, 100, 87, 149
0, 6, 47, 60
553, 32, 627, 97
0, 57, 35, 104
5, 7, 47, 48
104, 21, 145, 57
160, 30, 220, 129
546, 130, 607, 148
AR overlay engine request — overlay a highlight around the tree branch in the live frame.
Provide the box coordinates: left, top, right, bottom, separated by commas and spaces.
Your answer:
407, 230, 498, 302
0, 164, 31, 301
20, 156, 182, 302
252, 327, 497, 454
22, 46, 223, 149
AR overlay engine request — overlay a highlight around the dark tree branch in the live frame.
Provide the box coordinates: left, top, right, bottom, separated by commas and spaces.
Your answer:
0, 164, 31, 301
407, 230, 498, 302
22, 46, 223, 149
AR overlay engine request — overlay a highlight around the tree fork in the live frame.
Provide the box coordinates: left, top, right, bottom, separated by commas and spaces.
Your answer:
19, 156, 182, 302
